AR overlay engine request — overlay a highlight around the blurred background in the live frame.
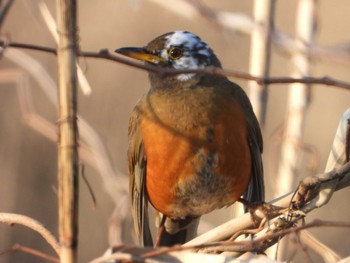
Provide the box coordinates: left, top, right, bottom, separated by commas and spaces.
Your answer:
1, 0, 350, 262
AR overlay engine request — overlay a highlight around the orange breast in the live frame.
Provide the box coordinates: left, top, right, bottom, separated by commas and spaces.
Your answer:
139, 91, 252, 218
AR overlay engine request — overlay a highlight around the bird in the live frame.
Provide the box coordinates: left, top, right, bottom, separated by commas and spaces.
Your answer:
115, 31, 264, 247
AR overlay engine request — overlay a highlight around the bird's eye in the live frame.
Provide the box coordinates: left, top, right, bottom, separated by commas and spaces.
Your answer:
168, 47, 183, 60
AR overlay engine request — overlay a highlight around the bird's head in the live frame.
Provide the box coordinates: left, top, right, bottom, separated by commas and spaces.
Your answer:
115, 31, 222, 86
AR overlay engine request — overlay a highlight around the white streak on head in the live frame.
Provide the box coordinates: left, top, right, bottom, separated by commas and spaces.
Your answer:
165, 31, 201, 49
160, 31, 212, 81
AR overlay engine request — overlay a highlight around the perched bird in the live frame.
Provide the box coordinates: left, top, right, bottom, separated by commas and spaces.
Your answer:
116, 31, 264, 247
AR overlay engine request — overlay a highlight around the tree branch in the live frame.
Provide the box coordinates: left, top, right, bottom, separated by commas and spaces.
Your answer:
92, 219, 350, 262
2, 41, 350, 90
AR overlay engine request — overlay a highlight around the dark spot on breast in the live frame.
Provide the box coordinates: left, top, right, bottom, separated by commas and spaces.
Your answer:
206, 128, 215, 143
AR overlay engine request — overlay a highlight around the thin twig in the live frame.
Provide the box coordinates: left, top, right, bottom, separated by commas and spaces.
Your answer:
0, 244, 59, 263
0, 0, 14, 30
0, 213, 60, 255
81, 164, 97, 211
2, 41, 350, 90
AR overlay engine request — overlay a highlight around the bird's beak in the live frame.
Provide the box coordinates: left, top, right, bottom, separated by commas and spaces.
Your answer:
115, 47, 165, 64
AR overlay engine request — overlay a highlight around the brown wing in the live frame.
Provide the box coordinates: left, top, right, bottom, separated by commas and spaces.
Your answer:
231, 82, 265, 204
128, 107, 153, 246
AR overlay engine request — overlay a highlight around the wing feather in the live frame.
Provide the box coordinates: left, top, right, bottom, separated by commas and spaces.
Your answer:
128, 108, 153, 246
231, 83, 265, 205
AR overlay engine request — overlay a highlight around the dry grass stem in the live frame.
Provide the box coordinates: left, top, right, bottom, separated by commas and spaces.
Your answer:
56, 0, 79, 261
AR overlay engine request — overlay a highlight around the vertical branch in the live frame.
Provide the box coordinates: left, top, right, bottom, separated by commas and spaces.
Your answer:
248, 0, 275, 127
56, 0, 79, 262
275, 0, 317, 200
274, 0, 318, 259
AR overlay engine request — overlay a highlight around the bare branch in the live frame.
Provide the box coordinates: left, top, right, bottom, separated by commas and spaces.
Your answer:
2, 48, 128, 203
0, 244, 59, 263
81, 164, 97, 211
3, 47, 128, 253
2, 41, 350, 90
56, 0, 79, 262
299, 231, 341, 262
93, 219, 350, 262
181, 159, 350, 252
0, 213, 60, 255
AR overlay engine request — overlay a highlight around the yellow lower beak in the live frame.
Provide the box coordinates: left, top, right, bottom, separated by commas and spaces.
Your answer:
115, 47, 165, 64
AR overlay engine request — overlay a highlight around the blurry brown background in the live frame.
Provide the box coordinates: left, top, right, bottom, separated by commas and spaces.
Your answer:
1, 0, 350, 262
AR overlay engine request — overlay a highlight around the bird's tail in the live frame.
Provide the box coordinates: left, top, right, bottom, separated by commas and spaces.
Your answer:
156, 214, 200, 247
